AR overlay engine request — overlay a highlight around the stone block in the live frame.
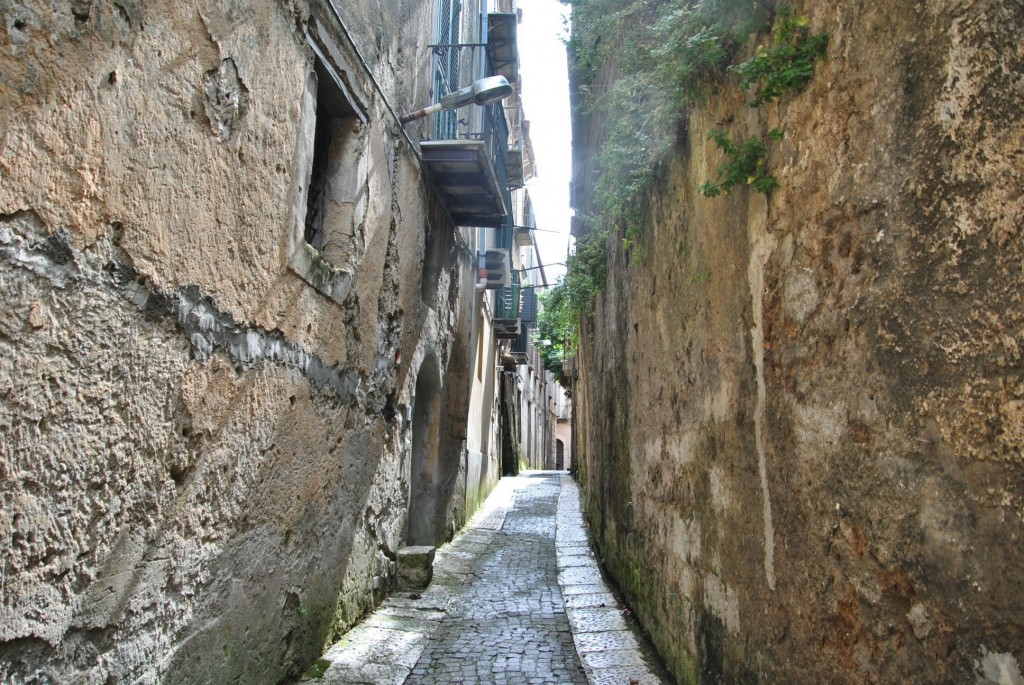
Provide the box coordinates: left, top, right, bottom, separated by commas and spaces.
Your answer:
397, 546, 436, 591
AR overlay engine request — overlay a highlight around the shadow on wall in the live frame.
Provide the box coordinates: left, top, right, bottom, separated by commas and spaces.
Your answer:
408, 353, 442, 545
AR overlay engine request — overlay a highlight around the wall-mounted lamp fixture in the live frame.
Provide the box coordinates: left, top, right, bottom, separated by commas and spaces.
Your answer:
400, 76, 514, 126
511, 225, 565, 234
512, 263, 566, 274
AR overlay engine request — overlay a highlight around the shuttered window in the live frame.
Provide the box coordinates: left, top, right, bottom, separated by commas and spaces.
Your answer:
432, 0, 463, 139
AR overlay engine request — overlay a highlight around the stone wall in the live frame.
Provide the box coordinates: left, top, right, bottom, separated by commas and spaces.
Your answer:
0, 1, 475, 682
573, 1, 1024, 683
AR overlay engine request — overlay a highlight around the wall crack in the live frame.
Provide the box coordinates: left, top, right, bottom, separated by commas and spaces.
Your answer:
1, 217, 360, 404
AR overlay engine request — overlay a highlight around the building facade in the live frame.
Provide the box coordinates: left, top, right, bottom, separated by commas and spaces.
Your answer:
1, 0, 528, 682
495, 193, 572, 475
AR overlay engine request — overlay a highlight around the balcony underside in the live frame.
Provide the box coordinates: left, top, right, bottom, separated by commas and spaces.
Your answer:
494, 319, 521, 339
502, 349, 528, 366
422, 139, 507, 228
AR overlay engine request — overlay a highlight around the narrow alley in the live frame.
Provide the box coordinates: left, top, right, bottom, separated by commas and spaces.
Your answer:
4, 1, 1022, 683
308, 472, 669, 685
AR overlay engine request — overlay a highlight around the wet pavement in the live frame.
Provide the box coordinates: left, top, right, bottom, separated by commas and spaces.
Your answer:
311, 472, 669, 685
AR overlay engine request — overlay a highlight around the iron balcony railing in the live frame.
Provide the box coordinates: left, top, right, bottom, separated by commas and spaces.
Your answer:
427, 44, 510, 193
496, 208, 513, 250
483, 100, 510, 195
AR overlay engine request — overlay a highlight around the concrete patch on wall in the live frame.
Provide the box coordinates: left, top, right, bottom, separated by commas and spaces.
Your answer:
782, 268, 820, 325
465, 448, 485, 515
662, 432, 696, 469
708, 465, 732, 515
667, 512, 701, 566
792, 401, 847, 456
706, 378, 737, 424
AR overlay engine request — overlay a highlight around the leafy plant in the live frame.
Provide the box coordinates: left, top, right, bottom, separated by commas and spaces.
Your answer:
535, 286, 574, 381
560, 1, 827, 315
699, 129, 779, 197
570, 0, 772, 237
729, 7, 828, 106
533, 230, 611, 384
562, 228, 609, 316
699, 7, 825, 198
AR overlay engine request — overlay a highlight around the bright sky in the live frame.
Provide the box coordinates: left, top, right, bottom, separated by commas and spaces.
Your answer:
516, 0, 572, 283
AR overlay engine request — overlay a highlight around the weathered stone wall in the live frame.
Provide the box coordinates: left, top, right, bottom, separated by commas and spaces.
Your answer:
573, 1, 1024, 683
0, 1, 476, 682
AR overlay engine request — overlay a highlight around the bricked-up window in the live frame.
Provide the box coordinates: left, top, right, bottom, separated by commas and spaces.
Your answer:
304, 59, 363, 261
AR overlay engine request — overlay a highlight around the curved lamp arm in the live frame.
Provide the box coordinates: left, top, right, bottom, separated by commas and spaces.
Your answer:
400, 76, 513, 126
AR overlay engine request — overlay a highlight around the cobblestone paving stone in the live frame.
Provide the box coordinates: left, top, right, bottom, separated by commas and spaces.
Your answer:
407, 472, 586, 684
312, 472, 669, 685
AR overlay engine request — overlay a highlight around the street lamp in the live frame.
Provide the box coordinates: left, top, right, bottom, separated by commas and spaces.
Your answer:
400, 76, 514, 126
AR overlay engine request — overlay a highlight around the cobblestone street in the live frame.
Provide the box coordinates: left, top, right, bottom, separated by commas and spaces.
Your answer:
407, 473, 584, 684
313, 472, 669, 685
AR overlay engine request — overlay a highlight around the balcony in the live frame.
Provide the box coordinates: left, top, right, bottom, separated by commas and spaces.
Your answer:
503, 104, 526, 189
509, 328, 529, 365
480, 249, 511, 289
487, 13, 519, 83
420, 44, 514, 228
494, 272, 521, 339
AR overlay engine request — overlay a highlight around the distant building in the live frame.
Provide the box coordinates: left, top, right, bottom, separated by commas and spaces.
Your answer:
495, 194, 572, 474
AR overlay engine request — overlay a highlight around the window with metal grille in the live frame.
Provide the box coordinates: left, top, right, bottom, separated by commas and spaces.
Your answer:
432, 0, 463, 140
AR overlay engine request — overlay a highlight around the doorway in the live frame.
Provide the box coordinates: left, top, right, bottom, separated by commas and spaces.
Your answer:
408, 354, 442, 545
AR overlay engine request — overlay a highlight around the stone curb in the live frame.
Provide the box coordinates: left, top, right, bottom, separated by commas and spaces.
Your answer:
555, 475, 669, 685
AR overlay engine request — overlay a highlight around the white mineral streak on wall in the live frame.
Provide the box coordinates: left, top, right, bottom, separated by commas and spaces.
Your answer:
747, 207, 777, 592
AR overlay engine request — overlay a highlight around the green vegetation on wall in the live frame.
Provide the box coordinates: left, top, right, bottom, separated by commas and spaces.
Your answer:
729, 8, 829, 107
699, 127, 784, 197
566, 0, 771, 238
535, 230, 608, 384
551, 0, 827, 332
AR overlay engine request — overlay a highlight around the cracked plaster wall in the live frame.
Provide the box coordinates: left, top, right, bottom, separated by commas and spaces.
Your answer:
573, 1, 1024, 683
0, 0, 475, 683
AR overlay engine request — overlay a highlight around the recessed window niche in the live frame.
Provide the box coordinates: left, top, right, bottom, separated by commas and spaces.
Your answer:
289, 25, 369, 304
